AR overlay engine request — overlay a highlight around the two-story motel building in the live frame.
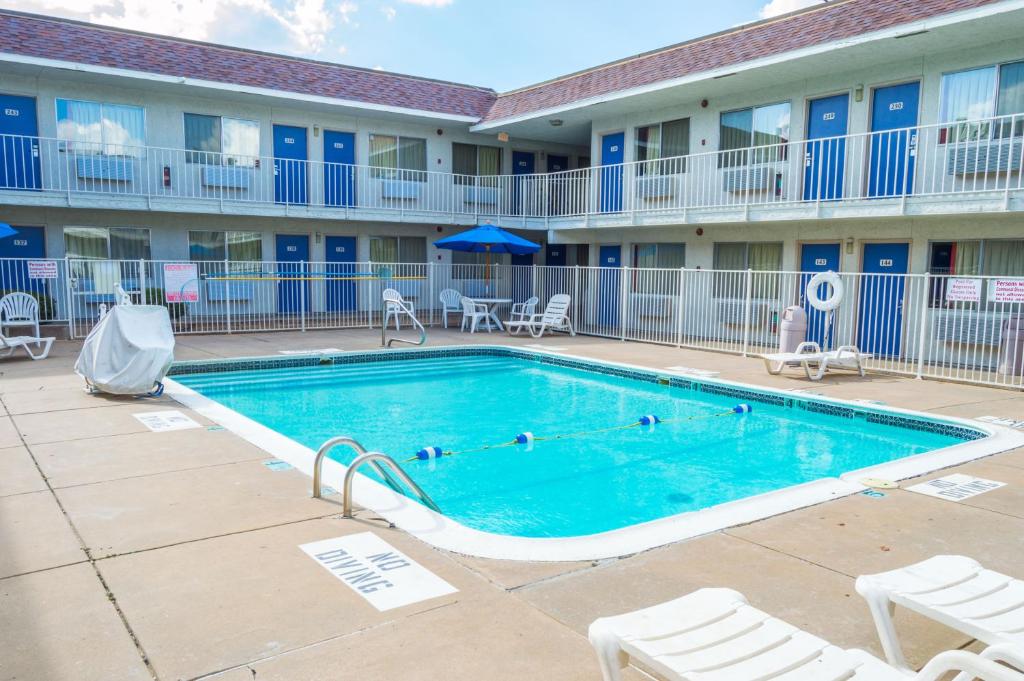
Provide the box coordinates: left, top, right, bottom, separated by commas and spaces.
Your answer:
1, 0, 1023, 289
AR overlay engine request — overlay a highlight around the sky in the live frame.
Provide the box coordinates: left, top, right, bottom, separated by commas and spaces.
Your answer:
2, 0, 828, 91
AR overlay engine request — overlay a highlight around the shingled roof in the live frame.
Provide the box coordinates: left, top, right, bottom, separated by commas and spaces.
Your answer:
0, 10, 496, 119
0, 0, 1006, 126
480, 0, 1003, 123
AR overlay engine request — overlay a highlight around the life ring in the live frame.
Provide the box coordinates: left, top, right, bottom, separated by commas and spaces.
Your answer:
806, 271, 844, 311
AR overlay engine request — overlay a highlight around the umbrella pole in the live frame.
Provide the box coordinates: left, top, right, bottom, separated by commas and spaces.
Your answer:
485, 245, 491, 294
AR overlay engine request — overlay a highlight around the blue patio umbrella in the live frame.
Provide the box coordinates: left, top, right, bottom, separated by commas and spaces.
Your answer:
0, 222, 16, 239
434, 224, 540, 292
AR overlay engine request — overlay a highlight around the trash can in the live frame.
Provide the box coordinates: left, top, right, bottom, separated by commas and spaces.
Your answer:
997, 317, 1024, 377
778, 305, 808, 353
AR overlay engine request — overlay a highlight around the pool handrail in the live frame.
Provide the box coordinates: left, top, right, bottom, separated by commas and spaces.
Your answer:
380, 296, 426, 348
342, 452, 441, 517
312, 435, 405, 498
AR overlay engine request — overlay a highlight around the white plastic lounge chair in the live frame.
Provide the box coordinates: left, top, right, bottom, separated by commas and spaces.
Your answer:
0, 292, 41, 342
505, 294, 574, 338
857, 555, 1024, 673
439, 288, 462, 329
1, 331, 53, 360
382, 288, 417, 330
588, 587, 1024, 681
509, 296, 539, 324
762, 340, 872, 381
460, 297, 491, 333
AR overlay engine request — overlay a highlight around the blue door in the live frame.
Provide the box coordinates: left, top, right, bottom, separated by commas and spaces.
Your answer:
803, 94, 848, 201
546, 244, 566, 267
868, 82, 919, 198
323, 130, 355, 207
598, 244, 621, 328
0, 225, 45, 293
325, 235, 356, 312
547, 155, 568, 173
0, 94, 41, 191
600, 133, 624, 213
511, 253, 533, 266
273, 125, 308, 204
275, 234, 309, 314
511, 151, 535, 215
799, 243, 841, 348
857, 243, 909, 357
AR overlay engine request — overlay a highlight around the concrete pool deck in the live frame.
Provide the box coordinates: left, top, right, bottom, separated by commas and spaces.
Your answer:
2, 328, 1023, 680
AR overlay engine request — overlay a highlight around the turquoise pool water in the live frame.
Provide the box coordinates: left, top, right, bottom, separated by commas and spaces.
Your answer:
175, 352, 971, 538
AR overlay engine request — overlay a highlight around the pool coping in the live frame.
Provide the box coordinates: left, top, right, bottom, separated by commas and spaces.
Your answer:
163, 344, 1024, 562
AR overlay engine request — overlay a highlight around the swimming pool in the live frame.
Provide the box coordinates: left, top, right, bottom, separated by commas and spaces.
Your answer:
166, 346, 1023, 561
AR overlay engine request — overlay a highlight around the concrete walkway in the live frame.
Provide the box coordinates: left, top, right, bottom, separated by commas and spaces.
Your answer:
1, 328, 1022, 680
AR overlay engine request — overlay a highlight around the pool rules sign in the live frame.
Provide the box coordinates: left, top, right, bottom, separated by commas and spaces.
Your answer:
300, 532, 457, 611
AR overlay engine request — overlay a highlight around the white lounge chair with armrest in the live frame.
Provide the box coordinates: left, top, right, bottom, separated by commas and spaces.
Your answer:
0, 292, 41, 343
439, 288, 462, 329
588, 587, 1024, 681
505, 294, 574, 338
1, 330, 53, 360
762, 340, 872, 381
382, 288, 417, 330
856, 555, 1024, 674
460, 297, 491, 333
509, 296, 539, 324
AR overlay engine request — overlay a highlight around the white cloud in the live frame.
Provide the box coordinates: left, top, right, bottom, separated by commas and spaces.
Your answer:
399, 0, 453, 6
4, 0, 342, 55
759, 0, 826, 19
381, 5, 396, 20
338, 1, 359, 24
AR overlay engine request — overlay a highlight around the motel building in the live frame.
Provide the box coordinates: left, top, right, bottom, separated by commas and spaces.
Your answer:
0, 0, 1023, 355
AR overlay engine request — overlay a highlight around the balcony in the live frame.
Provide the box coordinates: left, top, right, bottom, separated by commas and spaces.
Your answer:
1, 113, 1022, 228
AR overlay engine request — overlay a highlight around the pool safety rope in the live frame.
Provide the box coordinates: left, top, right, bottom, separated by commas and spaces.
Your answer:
406, 404, 752, 462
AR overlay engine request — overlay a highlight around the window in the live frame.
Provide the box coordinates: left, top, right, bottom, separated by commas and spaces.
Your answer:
928, 239, 1024, 307
635, 118, 689, 175
633, 243, 685, 269
56, 99, 145, 157
369, 134, 427, 181
64, 227, 150, 260
713, 242, 783, 298
940, 62, 1024, 141
452, 143, 502, 185
184, 114, 260, 166
188, 231, 263, 266
369, 236, 426, 263
719, 103, 790, 167
451, 251, 509, 266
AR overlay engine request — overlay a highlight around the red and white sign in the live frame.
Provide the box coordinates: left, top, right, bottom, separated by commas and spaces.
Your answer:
946, 278, 982, 303
163, 263, 199, 303
27, 260, 59, 279
992, 278, 1024, 304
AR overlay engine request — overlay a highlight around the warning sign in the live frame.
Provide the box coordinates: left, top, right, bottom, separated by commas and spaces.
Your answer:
992, 278, 1024, 303
163, 263, 199, 303
945, 278, 981, 303
27, 260, 59, 279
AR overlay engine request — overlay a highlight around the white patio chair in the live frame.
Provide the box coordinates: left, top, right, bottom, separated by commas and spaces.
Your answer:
505, 293, 574, 338
762, 341, 872, 381
0, 292, 41, 342
589, 587, 1024, 681
509, 296, 539, 324
382, 288, 417, 330
439, 288, 462, 329
460, 297, 491, 333
856, 555, 1024, 674
1, 331, 53, 361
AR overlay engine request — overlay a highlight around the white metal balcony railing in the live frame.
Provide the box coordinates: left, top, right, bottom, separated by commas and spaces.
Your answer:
0, 113, 1021, 221
2, 257, 1023, 391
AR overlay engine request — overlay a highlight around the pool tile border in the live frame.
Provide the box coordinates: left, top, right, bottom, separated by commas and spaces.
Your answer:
171, 345, 986, 442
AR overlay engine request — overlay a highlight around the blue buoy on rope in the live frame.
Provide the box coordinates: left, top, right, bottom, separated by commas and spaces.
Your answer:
733, 403, 752, 414
515, 432, 535, 446
416, 446, 444, 460
638, 414, 660, 426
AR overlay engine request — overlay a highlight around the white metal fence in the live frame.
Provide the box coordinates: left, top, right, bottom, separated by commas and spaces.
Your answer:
1, 112, 1021, 220
3, 257, 1023, 390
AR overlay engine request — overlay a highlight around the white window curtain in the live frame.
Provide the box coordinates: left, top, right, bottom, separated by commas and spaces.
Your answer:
369, 135, 398, 178
57, 99, 144, 157
222, 118, 259, 166
940, 66, 997, 142
101, 104, 145, 155
983, 240, 1024, 277
996, 61, 1024, 137
57, 99, 102, 152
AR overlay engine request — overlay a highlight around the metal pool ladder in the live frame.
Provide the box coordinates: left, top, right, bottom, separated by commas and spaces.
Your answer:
381, 297, 426, 348
311, 436, 441, 518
